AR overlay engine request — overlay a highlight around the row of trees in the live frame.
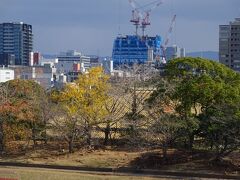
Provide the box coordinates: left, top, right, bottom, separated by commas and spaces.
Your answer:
0, 58, 239, 161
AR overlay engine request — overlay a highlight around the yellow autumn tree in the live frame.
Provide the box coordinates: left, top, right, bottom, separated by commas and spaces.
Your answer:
51, 67, 110, 152
75, 67, 110, 145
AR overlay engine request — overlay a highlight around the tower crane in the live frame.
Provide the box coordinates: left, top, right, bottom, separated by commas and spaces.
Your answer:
141, 0, 163, 36
160, 14, 177, 63
129, 0, 142, 35
128, 0, 163, 36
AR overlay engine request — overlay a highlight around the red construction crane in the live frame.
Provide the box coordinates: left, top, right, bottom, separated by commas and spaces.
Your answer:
141, 0, 163, 36
129, 0, 142, 35
128, 0, 163, 36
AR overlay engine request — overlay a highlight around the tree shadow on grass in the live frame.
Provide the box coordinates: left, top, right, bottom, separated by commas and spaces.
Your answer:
128, 149, 240, 174
128, 149, 190, 169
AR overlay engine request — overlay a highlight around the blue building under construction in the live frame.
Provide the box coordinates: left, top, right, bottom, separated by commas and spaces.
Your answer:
112, 35, 162, 66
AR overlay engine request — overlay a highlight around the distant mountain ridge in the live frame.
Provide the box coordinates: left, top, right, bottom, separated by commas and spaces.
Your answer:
186, 51, 219, 61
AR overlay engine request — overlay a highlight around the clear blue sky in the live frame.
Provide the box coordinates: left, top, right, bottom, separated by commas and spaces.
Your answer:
1, 0, 239, 56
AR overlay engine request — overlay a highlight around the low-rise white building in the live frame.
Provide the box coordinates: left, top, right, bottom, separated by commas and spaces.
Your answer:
0, 67, 14, 83
9, 65, 56, 89
56, 50, 90, 73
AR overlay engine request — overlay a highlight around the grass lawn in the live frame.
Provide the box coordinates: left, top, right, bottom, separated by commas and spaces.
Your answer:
0, 166, 168, 180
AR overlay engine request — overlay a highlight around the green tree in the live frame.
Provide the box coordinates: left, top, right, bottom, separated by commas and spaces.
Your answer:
164, 57, 240, 150
150, 114, 185, 161
199, 103, 240, 161
147, 78, 186, 160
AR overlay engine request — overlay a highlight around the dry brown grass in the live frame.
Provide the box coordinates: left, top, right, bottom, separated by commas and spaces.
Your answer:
0, 143, 239, 176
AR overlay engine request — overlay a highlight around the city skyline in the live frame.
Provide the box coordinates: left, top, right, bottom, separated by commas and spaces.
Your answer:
1, 0, 239, 56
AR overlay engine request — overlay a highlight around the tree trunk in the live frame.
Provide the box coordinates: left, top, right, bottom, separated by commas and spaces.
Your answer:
68, 139, 74, 153
210, 139, 213, 150
43, 118, 47, 145
43, 130, 47, 145
162, 142, 168, 162
132, 87, 137, 118
188, 133, 194, 150
86, 127, 92, 146
32, 125, 37, 148
0, 122, 4, 153
129, 85, 137, 137
104, 123, 110, 145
